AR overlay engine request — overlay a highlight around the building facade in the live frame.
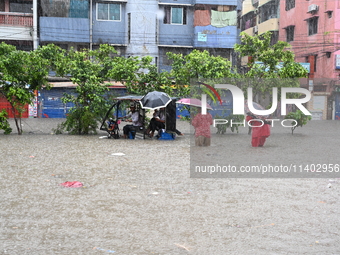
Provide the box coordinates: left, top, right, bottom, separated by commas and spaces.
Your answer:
240, 0, 340, 120
279, 0, 340, 120
240, 0, 279, 41
1, 0, 242, 68
0, 0, 35, 50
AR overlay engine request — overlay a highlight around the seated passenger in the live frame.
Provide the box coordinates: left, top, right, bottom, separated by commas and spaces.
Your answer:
120, 102, 142, 139
146, 108, 165, 138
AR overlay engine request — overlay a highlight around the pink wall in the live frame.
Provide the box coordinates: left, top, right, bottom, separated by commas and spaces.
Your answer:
279, 0, 340, 80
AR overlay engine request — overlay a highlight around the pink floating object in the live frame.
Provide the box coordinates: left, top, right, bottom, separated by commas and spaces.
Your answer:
60, 181, 83, 188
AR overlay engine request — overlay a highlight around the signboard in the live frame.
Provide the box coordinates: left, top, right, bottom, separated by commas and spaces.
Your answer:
313, 96, 325, 110
336, 55, 340, 69
198, 32, 207, 42
311, 111, 323, 120
29, 94, 38, 118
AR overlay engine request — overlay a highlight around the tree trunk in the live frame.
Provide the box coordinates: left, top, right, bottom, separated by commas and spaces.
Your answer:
11, 104, 22, 135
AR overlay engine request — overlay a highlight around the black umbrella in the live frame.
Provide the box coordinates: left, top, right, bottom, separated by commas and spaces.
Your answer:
139, 91, 172, 110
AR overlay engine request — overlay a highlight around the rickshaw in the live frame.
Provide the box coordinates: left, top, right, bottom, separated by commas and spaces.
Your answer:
100, 95, 179, 140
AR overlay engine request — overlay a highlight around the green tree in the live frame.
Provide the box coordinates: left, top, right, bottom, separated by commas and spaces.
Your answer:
54, 44, 121, 135
234, 32, 308, 100
0, 43, 54, 135
284, 110, 312, 134
165, 49, 235, 100
167, 49, 234, 84
110, 55, 172, 96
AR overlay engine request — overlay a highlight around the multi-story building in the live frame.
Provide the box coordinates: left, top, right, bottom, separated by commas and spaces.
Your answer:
279, 0, 340, 120
0, 0, 36, 51
37, 0, 241, 71
240, 0, 279, 43
240, 0, 340, 120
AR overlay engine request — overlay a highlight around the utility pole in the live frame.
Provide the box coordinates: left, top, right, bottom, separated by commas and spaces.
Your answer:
33, 0, 38, 50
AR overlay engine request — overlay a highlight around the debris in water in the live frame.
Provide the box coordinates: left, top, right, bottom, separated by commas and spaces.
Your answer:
110, 153, 125, 156
174, 243, 192, 251
60, 181, 83, 188
93, 247, 115, 253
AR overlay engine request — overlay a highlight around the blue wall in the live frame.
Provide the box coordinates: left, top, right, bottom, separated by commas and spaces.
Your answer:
335, 93, 340, 120
194, 25, 240, 48
38, 88, 127, 118
40, 17, 90, 43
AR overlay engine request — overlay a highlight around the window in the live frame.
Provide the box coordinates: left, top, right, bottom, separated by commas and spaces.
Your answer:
0, 1, 5, 12
241, 11, 256, 30
285, 25, 295, 42
270, 31, 279, 45
97, 3, 121, 21
128, 13, 131, 44
308, 17, 318, 35
285, 0, 295, 11
9, 0, 33, 13
326, 10, 333, 19
259, 0, 279, 23
164, 7, 187, 25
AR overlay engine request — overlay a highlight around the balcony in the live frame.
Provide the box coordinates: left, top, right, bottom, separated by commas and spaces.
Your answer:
0, 12, 33, 27
258, 18, 279, 34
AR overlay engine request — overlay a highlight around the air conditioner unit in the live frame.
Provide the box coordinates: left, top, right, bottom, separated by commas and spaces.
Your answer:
308, 4, 319, 12
253, 25, 258, 33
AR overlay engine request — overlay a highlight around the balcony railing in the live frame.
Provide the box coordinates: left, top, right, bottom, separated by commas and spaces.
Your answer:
0, 12, 33, 27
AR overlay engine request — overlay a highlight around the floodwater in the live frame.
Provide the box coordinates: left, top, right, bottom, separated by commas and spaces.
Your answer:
1, 118, 340, 254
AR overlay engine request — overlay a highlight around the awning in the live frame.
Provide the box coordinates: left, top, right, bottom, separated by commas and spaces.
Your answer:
304, 15, 319, 21
282, 25, 295, 29
158, 45, 193, 48
158, 2, 193, 6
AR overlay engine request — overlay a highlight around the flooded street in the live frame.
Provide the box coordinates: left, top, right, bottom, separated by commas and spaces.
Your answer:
1, 119, 340, 254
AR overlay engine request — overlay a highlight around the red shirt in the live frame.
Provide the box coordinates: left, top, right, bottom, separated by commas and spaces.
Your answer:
192, 113, 213, 138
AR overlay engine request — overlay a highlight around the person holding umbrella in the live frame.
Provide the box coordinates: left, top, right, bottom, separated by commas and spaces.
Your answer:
191, 107, 213, 146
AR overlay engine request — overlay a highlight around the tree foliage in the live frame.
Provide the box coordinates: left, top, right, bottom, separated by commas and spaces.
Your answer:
54, 45, 120, 134
167, 49, 234, 84
0, 42, 54, 134
234, 32, 308, 100
114, 56, 172, 96
284, 110, 312, 134
0, 109, 12, 134
165, 49, 236, 100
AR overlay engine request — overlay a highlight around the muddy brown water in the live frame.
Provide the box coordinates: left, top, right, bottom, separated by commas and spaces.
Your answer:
1, 118, 340, 254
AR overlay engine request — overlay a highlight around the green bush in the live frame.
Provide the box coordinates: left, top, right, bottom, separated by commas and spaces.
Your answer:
0, 109, 12, 135
56, 108, 98, 135
215, 114, 244, 134
285, 110, 312, 134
